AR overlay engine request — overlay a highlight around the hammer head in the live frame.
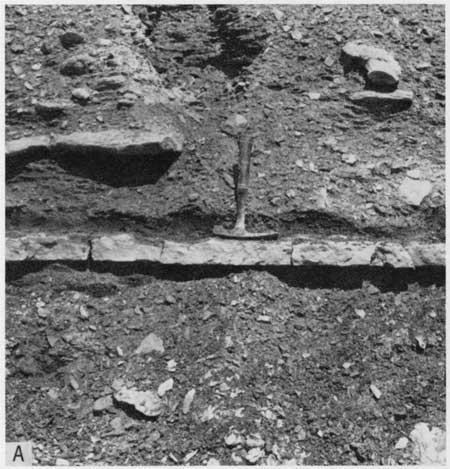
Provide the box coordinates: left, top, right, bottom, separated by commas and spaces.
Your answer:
213, 225, 279, 240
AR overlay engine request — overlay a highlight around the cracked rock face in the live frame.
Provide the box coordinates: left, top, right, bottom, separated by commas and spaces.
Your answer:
406, 243, 445, 266
291, 241, 414, 268
5, 234, 445, 269
160, 238, 293, 265
91, 234, 162, 262
6, 234, 89, 261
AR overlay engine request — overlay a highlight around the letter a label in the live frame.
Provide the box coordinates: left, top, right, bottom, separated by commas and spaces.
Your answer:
5, 442, 33, 466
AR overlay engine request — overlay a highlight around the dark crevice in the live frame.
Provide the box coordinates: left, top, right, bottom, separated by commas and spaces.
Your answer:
7, 148, 181, 187
6, 261, 445, 292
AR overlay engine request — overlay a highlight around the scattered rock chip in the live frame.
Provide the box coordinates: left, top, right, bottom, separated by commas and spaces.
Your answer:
246, 433, 265, 448
47, 388, 59, 400
415, 335, 426, 350
79, 305, 89, 319
157, 378, 174, 397
93, 395, 113, 413
225, 431, 244, 447
135, 333, 165, 355
415, 62, 431, 70
35, 100, 73, 119
183, 389, 196, 414
94, 75, 126, 91
55, 458, 70, 466
41, 40, 53, 55
10, 42, 25, 54
399, 178, 432, 206
245, 447, 265, 464
308, 92, 321, 100
60, 53, 95, 76
273, 8, 284, 21
370, 384, 382, 399
290, 30, 303, 41
257, 315, 271, 323
59, 31, 85, 49
341, 153, 358, 165
406, 169, 422, 179
395, 436, 409, 450
114, 387, 163, 417
71, 87, 91, 102
167, 359, 177, 372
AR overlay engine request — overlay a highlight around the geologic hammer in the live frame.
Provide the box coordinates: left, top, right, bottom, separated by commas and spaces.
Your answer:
213, 133, 279, 240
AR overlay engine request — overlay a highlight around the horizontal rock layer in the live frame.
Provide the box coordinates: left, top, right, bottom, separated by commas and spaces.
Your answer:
6, 129, 184, 160
6, 234, 89, 261
160, 239, 293, 265
5, 234, 445, 268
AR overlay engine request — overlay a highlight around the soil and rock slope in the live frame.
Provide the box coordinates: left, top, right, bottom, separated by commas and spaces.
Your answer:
4, 4, 445, 466
5, 3, 445, 240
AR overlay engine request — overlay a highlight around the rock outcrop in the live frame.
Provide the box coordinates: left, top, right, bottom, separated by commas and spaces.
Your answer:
342, 41, 402, 87
5, 233, 445, 269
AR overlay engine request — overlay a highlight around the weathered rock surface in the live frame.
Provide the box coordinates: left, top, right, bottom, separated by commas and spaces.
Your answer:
91, 234, 162, 262
6, 234, 89, 261
406, 243, 445, 266
54, 129, 184, 156
160, 238, 293, 265
292, 241, 414, 267
342, 41, 402, 87
350, 89, 413, 107
6, 128, 184, 163
370, 243, 415, 268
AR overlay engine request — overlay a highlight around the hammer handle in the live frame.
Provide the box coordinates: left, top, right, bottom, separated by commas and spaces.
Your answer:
233, 134, 252, 229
